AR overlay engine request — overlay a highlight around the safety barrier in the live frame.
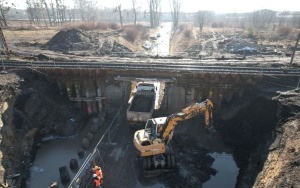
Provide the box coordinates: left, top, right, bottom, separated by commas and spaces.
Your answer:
68, 106, 124, 188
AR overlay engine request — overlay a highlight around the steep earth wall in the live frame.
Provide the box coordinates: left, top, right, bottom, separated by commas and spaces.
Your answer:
0, 71, 82, 187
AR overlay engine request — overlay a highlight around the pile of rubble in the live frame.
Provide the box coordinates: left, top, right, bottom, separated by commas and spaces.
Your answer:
44, 28, 96, 52
98, 40, 133, 57
224, 38, 261, 55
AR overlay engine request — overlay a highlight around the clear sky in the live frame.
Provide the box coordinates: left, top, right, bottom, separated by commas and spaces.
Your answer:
11, 0, 300, 13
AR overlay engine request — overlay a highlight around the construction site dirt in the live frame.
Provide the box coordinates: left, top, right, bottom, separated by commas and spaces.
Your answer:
0, 22, 300, 188
0, 70, 299, 188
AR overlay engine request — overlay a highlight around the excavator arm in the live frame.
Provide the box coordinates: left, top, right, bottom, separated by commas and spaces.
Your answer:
161, 99, 213, 142
133, 99, 214, 173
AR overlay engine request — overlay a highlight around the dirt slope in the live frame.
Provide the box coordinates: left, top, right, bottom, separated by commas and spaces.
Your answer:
213, 87, 300, 188
253, 91, 300, 188
0, 71, 82, 187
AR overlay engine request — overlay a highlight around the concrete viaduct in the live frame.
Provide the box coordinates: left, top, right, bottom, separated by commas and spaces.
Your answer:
3, 58, 300, 115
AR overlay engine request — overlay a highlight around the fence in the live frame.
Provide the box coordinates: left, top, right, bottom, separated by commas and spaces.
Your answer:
68, 106, 125, 188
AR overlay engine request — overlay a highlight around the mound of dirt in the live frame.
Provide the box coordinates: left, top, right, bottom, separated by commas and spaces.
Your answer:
98, 40, 133, 57
44, 28, 95, 52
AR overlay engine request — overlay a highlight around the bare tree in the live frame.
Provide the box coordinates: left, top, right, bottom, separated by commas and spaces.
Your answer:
148, 0, 161, 28
250, 9, 276, 29
115, 4, 123, 26
291, 12, 300, 28
74, 0, 98, 21
49, 0, 57, 24
277, 11, 291, 27
131, 0, 137, 25
74, 0, 87, 21
195, 10, 206, 32
0, 0, 15, 26
170, 0, 180, 29
55, 0, 67, 24
86, 0, 98, 21
26, 0, 35, 24
41, 0, 52, 26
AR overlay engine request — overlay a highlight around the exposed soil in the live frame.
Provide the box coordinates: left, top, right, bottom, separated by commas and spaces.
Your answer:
44, 28, 95, 52
3, 26, 148, 61
0, 70, 84, 187
0, 23, 299, 188
170, 26, 300, 63
0, 71, 299, 188
214, 87, 300, 188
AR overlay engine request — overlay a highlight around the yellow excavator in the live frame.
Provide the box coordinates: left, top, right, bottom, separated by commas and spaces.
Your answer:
133, 99, 213, 173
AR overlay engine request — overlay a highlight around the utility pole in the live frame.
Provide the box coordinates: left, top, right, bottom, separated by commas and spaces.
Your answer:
289, 32, 300, 68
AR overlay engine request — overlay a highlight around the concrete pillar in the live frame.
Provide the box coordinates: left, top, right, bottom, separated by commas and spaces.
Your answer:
185, 88, 192, 105
84, 81, 92, 114
215, 88, 222, 109
211, 87, 218, 107
196, 88, 203, 102
190, 88, 195, 102
235, 75, 241, 84
227, 90, 233, 103
65, 80, 72, 98
96, 80, 103, 112
168, 86, 185, 113
74, 81, 81, 97
57, 81, 63, 95
238, 88, 244, 98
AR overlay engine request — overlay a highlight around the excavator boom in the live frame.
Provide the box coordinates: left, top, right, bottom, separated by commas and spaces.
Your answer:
133, 99, 214, 174
161, 99, 213, 140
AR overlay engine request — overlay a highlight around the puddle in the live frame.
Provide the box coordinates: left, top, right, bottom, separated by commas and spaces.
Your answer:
135, 180, 165, 188
29, 136, 85, 187
151, 22, 172, 56
203, 152, 239, 188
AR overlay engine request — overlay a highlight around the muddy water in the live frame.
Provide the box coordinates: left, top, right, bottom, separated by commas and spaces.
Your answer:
29, 121, 94, 187
203, 152, 239, 188
135, 181, 165, 188
29, 136, 85, 187
151, 22, 172, 56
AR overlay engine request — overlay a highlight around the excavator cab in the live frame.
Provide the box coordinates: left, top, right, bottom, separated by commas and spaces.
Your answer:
144, 117, 168, 138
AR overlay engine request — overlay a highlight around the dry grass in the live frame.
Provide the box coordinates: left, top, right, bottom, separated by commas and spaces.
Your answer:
121, 24, 149, 42
277, 26, 292, 37
61, 21, 121, 31
170, 25, 196, 54
3, 28, 59, 45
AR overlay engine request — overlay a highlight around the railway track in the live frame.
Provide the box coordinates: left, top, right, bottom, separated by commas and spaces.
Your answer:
2, 60, 300, 76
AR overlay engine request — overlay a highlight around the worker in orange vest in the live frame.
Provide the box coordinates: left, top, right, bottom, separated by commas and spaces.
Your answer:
93, 174, 102, 188
92, 166, 103, 184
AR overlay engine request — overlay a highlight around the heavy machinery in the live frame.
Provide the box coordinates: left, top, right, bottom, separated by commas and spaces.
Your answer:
133, 99, 213, 173
127, 82, 156, 127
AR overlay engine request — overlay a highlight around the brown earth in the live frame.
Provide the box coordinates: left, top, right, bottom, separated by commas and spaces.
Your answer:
0, 71, 84, 187
0, 71, 299, 188
0, 23, 300, 188
3, 25, 150, 61
171, 25, 300, 62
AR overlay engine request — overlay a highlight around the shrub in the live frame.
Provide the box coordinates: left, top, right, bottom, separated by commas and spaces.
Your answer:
211, 22, 218, 28
247, 26, 255, 38
62, 21, 111, 31
108, 23, 120, 30
278, 26, 292, 37
141, 30, 149, 40
12, 25, 39, 31
178, 24, 186, 31
124, 27, 139, 42
184, 29, 192, 38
